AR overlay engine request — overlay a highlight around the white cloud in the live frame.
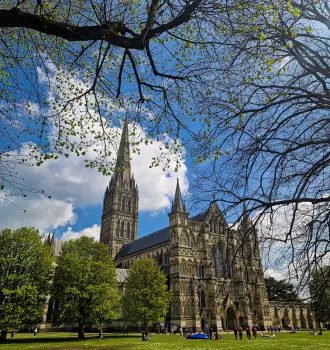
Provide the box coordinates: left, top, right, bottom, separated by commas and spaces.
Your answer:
61, 224, 100, 241
0, 193, 75, 232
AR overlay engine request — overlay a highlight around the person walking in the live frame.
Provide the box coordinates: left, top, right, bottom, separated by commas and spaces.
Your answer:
209, 327, 213, 340
98, 327, 103, 340
33, 328, 37, 337
234, 327, 238, 340
238, 327, 243, 340
11, 329, 15, 338
246, 327, 251, 340
252, 326, 257, 339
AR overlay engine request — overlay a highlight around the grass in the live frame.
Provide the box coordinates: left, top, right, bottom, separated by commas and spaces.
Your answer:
0, 331, 330, 350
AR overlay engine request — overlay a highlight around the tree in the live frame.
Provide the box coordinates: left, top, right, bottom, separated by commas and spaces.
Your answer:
310, 267, 330, 323
0, 227, 53, 340
122, 257, 171, 331
187, 0, 330, 295
265, 277, 299, 302
52, 236, 119, 339
0, 0, 218, 200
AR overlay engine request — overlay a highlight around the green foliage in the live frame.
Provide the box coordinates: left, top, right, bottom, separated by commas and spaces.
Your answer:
122, 258, 171, 331
52, 237, 119, 338
310, 267, 330, 323
0, 227, 53, 337
265, 277, 299, 302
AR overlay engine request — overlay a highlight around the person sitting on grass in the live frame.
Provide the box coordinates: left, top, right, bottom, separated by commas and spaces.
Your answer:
309, 330, 316, 336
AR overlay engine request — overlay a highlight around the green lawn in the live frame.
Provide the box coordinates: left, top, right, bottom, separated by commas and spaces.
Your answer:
1, 331, 330, 350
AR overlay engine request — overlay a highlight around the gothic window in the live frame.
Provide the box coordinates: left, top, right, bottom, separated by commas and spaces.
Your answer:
198, 264, 204, 278
211, 247, 217, 277
226, 253, 232, 278
131, 223, 135, 240
117, 220, 121, 236
121, 221, 125, 238
244, 266, 249, 283
128, 200, 131, 213
198, 290, 206, 309
122, 197, 125, 211
127, 222, 130, 238
215, 242, 224, 277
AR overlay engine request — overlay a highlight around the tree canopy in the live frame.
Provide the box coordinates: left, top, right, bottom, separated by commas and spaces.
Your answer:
122, 257, 171, 331
265, 276, 299, 302
310, 267, 330, 323
52, 236, 119, 339
0, 0, 329, 292
0, 227, 53, 340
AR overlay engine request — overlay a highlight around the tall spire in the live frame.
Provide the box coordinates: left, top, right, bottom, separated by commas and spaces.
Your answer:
115, 117, 130, 173
172, 178, 186, 212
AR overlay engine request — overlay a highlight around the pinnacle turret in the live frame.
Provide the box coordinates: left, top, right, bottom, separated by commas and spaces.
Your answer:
172, 178, 186, 212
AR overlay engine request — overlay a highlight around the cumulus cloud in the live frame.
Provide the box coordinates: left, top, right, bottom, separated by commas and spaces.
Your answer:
0, 193, 75, 232
61, 224, 100, 241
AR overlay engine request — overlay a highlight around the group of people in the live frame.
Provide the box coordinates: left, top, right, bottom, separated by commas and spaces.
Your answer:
233, 325, 258, 340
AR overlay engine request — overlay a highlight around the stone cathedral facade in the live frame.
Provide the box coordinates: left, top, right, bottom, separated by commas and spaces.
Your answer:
42, 120, 317, 331
100, 120, 274, 330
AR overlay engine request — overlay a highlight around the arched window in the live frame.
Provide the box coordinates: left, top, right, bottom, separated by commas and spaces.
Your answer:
127, 222, 130, 238
211, 247, 217, 277
216, 242, 224, 277
131, 223, 135, 240
198, 290, 206, 309
117, 220, 121, 236
128, 200, 131, 213
244, 266, 249, 283
199, 264, 204, 278
121, 221, 125, 238
122, 198, 125, 211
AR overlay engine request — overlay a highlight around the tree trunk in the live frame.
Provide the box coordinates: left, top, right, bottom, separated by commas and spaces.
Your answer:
0, 330, 7, 340
78, 323, 85, 339
143, 321, 148, 333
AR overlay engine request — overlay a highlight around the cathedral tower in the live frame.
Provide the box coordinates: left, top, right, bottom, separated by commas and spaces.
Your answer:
100, 119, 138, 259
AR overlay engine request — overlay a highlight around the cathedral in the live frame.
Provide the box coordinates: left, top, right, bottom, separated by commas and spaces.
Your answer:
100, 119, 273, 330
42, 120, 317, 331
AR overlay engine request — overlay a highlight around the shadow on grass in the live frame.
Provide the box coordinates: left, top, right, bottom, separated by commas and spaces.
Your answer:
0, 334, 141, 345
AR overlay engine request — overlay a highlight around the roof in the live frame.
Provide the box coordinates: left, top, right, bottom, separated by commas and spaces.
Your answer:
115, 226, 170, 260
189, 210, 208, 222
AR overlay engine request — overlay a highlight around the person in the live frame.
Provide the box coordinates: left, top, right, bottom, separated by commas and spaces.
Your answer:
179, 327, 182, 336
124, 326, 128, 336
238, 327, 243, 340
246, 327, 251, 340
143, 331, 151, 341
33, 328, 37, 336
252, 326, 257, 339
309, 330, 316, 336
11, 329, 15, 338
234, 326, 238, 340
99, 327, 103, 340
209, 327, 213, 340
319, 328, 323, 336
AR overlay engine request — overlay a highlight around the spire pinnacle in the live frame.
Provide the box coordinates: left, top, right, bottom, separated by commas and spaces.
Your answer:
172, 178, 186, 212
116, 117, 130, 171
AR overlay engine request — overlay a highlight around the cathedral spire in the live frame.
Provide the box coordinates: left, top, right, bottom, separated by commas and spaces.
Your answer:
172, 178, 186, 212
115, 117, 130, 174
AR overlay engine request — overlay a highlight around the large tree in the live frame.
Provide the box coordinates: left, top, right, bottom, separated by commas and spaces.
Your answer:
310, 267, 330, 324
1, 0, 329, 292
52, 236, 119, 339
122, 257, 171, 331
265, 277, 299, 302
0, 227, 53, 340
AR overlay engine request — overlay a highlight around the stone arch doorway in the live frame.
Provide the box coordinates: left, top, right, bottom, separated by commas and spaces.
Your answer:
239, 316, 244, 328
226, 306, 237, 330
201, 318, 205, 331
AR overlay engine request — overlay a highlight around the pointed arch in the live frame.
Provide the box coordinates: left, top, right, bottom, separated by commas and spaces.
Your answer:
128, 199, 131, 213
121, 221, 125, 238
131, 223, 135, 240
127, 222, 130, 238
122, 197, 125, 211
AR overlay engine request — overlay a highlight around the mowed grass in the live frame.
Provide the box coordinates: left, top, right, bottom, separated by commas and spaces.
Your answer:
1, 331, 330, 350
